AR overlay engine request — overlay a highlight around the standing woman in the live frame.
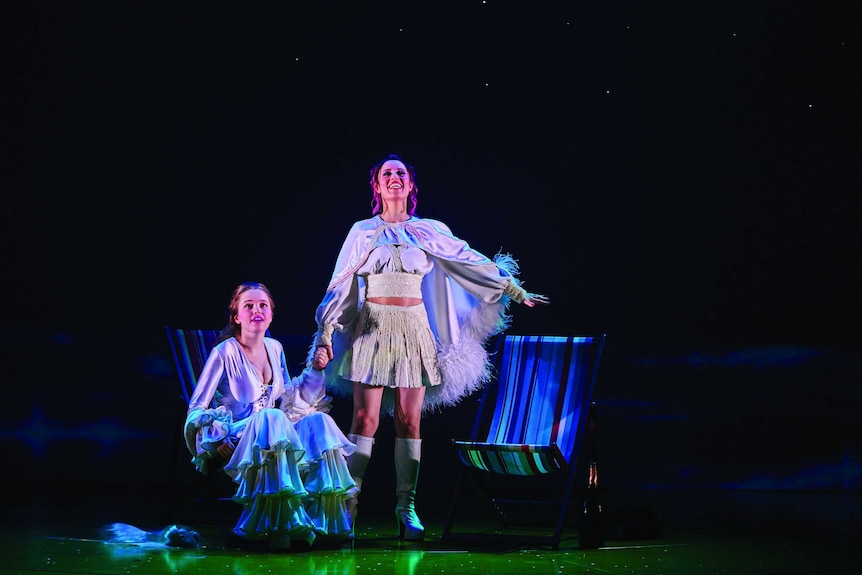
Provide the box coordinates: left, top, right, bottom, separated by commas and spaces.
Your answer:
312, 154, 549, 541
184, 282, 356, 550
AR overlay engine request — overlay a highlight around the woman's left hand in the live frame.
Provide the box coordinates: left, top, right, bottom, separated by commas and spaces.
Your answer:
523, 292, 550, 307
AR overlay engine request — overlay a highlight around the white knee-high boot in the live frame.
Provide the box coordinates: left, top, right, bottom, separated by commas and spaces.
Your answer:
346, 433, 374, 527
394, 437, 424, 541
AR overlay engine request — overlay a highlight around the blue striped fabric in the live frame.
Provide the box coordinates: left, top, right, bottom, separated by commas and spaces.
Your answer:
453, 335, 603, 476
164, 327, 221, 404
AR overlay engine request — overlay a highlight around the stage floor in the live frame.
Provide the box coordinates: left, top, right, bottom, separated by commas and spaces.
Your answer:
5, 484, 860, 575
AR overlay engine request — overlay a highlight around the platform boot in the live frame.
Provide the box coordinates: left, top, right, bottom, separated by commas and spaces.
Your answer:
345, 433, 374, 530
394, 437, 424, 541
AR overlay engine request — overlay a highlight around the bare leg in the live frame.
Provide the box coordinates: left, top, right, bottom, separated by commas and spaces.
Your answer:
393, 386, 425, 439
350, 382, 383, 437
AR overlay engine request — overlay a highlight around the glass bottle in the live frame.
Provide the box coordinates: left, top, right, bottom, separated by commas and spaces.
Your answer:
579, 461, 604, 549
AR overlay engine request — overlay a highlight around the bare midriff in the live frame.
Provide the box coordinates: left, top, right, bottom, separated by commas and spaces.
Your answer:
366, 297, 423, 306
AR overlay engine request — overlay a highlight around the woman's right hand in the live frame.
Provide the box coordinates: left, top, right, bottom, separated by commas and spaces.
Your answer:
216, 440, 235, 459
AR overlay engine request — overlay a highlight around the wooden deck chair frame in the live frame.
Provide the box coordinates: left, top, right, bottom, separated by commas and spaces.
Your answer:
441, 334, 606, 550
163, 326, 236, 544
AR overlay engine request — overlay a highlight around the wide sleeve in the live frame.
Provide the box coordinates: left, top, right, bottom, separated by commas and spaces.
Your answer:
188, 348, 225, 412
279, 361, 331, 423
415, 220, 528, 413
313, 274, 361, 347
183, 347, 229, 456
421, 218, 527, 303
312, 221, 373, 347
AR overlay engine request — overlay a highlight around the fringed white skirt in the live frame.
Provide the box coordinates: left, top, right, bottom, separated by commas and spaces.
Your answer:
338, 301, 442, 388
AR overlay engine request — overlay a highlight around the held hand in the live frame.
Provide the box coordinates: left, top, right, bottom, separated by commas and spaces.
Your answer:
313, 345, 333, 370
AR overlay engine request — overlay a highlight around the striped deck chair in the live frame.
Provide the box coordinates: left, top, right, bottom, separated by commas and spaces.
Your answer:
163, 326, 234, 543
165, 327, 222, 405
441, 334, 606, 549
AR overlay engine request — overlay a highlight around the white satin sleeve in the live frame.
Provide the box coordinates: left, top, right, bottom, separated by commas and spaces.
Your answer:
187, 346, 225, 413
184, 348, 228, 456
280, 364, 331, 423
431, 257, 512, 303
314, 223, 368, 346
313, 275, 360, 343
420, 219, 516, 302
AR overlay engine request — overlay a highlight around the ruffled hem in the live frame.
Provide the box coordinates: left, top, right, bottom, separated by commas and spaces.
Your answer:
233, 450, 354, 538
216, 409, 312, 539
303, 492, 354, 537
301, 446, 356, 495
224, 409, 305, 475
212, 409, 355, 541
294, 415, 357, 534
233, 492, 316, 542
293, 412, 357, 462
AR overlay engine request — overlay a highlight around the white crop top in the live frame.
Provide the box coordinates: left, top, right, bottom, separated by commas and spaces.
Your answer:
358, 244, 433, 276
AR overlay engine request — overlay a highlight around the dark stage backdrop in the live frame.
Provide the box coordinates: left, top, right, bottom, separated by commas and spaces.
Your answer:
1, 0, 859, 512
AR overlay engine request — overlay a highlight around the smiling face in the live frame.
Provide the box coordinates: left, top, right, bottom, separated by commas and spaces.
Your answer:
369, 154, 419, 216
373, 159, 414, 205
233, 288, 273, 335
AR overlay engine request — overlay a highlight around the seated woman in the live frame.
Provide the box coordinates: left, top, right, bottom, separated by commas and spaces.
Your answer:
183, 281, 356, 550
